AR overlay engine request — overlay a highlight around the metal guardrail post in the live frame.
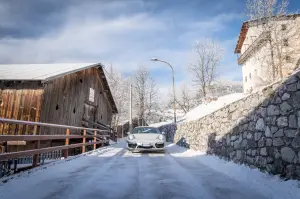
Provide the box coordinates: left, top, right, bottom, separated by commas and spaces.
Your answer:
93, 130, 97, 150
63, 128, 70, 158
82, 130, 86, 153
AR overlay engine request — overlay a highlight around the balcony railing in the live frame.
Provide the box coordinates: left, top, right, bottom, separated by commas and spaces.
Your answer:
238, 31, 270, 65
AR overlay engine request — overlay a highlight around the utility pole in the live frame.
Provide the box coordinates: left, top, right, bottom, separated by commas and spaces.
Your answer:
129, 77, 133, 132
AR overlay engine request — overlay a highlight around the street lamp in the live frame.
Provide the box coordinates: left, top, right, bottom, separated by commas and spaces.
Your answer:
151, 58, 177, 123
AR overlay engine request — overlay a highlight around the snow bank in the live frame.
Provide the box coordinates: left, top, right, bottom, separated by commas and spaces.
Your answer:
167, 144, 300, 199
181, 93, 245, 122
149, 121, 173, 127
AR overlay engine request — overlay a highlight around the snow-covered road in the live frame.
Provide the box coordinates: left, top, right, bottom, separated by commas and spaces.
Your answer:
0, 141, 299, 199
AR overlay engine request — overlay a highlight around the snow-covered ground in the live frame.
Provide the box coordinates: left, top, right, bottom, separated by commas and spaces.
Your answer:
0, 141, 299, 199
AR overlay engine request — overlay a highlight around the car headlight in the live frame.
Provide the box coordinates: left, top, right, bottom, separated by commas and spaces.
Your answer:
157, 134, 164, 140
128, 134, 135, 140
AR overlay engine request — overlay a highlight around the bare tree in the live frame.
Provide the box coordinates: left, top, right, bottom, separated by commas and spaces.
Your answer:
246, 0, 300, 81
188, 38, 224, 98
133, 65, 159, 124
168, 84, 194, 114
105, 65, 130, 127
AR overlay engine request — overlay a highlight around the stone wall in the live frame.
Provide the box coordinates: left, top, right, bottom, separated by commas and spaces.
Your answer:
174, 71, 300, 179
158, 123, 177, 142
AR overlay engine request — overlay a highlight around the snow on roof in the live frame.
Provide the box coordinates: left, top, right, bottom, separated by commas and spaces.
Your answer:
181, 93, 245, 122
0, 63, 99, 81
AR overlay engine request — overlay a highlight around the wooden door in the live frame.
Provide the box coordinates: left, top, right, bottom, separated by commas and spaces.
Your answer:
83, 103, 97, 122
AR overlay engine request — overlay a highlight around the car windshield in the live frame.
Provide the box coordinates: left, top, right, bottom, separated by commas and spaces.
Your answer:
132, 127, 160, 134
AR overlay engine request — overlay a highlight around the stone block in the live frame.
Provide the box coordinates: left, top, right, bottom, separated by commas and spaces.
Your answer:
267, 105, 280, 116
281, 147, 296, 163
296, 166, 300, 178
286, 164, 296, 178
251, 149, 257, 156
286, 75, 298, 85
289, 114, 297, 128
247, 132, 253, 139
246, 156, 254, 164
236, 150, 243, 160
284, 129, 297, 138
255, 118, 265, 131
260, 147, 267, 156
258, 138, 265, 147
281, 93, 290, 101
280, 102, 292, 114
291, 91, 300, 109
298, 111, 300, 128
273, 138, 284, 147
292, 135, 300, 148
274, 129, 284, 137
286, 83, 297, 92
277, 117, 288, 127
241, 139, 248, 149
265, 126, 272, 137
266, 157, 273, 164
270, 126, 278, 134
266, 138, 272, 146
254, 132, 262, 141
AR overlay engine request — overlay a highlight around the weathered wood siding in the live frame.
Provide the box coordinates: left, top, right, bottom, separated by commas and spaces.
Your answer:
40, 67, 114, 135
0, 89, 43, 135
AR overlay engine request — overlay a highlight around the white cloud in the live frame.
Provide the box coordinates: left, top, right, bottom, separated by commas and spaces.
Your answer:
0, 1, 242, 102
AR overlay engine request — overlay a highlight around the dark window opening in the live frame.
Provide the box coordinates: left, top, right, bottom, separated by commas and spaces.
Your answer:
283, 38, 288, 46
281, 24, 287, 31
80, 79, 83, 83
56, 104, 59, 110
100, 91, 102, 94
101, 115, 102, 119
73, 108, 76, 113
249, 73, 252, 79
286, 55, 291, 62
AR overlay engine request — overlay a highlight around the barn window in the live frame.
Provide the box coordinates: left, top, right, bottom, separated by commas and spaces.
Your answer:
73, 108, 76, 113
56, 104, 59, 110
80, 79, 83, 83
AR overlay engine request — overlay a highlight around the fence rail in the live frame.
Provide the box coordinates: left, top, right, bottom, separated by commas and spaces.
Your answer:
0, 117, 116, 177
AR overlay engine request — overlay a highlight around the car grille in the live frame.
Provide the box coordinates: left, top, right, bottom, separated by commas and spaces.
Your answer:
155, 143, 164, 148
128, 143, 137, 148
137, 145, 153, 149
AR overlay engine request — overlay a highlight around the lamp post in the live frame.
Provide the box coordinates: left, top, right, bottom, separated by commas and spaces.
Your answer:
151, 58, 176, 123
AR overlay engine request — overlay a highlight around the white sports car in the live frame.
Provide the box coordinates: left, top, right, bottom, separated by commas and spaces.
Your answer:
127, 126, 166, 152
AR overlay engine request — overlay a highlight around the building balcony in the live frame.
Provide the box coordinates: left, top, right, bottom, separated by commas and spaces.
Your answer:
238, 31, 270, 65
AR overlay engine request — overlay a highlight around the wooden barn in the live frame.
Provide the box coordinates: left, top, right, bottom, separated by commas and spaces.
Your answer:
0, 63, 117, 153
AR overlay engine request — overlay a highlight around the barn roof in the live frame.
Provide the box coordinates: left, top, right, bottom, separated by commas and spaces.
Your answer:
0, 63, 118, 113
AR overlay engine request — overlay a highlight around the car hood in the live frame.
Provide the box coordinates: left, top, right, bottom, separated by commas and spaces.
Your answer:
130, 133, 162, 142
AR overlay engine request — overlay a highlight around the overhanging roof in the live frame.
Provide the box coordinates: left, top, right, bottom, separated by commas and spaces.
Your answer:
235, 14, 300, 54
0, 63, 118, 113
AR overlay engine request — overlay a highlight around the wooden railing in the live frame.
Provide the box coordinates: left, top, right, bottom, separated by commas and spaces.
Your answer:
0, 118, 114, 175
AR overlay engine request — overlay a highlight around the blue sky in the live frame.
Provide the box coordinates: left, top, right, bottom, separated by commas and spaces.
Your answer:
0, 0, 299, 97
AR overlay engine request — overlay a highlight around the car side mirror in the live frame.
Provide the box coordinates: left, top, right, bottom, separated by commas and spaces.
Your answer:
162, 132, 166, 135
